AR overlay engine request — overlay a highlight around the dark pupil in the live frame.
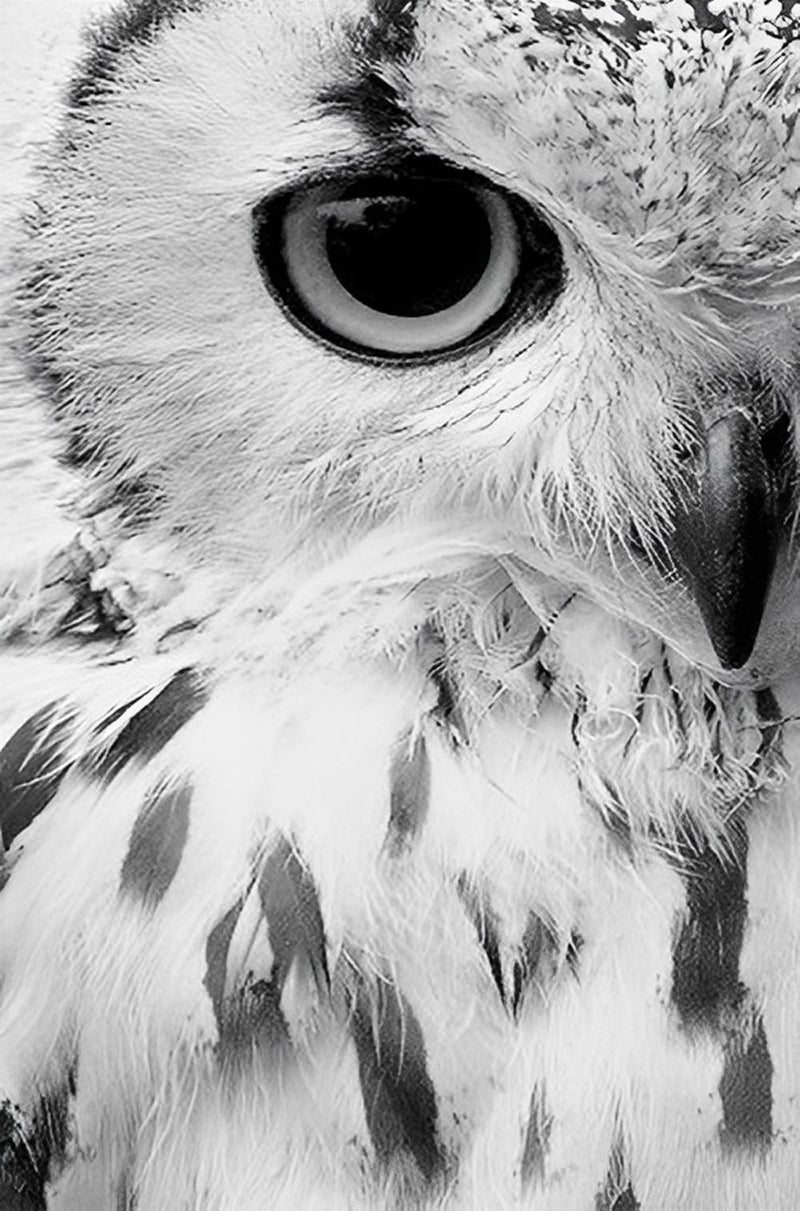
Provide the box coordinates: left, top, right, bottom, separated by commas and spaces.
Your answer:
324, 182, 492, 318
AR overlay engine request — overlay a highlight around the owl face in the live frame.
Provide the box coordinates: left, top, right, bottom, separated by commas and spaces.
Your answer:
20, 0, 800, 681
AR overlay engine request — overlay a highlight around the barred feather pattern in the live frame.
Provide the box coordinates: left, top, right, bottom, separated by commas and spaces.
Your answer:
1, 530, 798, 1211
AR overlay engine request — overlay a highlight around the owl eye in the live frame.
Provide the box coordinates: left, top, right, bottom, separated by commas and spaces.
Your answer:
254, 166, 561, 358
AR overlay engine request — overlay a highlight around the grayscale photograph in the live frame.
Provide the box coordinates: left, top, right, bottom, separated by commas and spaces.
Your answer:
0, 1, 798, 1207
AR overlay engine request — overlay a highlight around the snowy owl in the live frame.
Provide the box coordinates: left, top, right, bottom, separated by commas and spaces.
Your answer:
1, 0, 799, 1208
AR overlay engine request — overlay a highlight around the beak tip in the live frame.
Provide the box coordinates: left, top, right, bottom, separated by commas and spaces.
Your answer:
669, 409, 780, 674
705, 620, 759, 671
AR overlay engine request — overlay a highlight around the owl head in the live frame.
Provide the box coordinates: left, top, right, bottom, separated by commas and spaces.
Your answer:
15, 0, 800, 680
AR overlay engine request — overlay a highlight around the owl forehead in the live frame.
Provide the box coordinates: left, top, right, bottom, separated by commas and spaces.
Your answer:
57, 0, 800, 289
355, 1, 799, 275
70, 0, 799, 137
71, 0, 798, 102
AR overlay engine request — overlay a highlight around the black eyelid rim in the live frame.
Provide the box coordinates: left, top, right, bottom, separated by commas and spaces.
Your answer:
256, 153, 516, 205
251, 154, 564, 366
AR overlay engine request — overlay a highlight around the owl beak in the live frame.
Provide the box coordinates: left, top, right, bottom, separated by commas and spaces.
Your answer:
670, 410, 779, 670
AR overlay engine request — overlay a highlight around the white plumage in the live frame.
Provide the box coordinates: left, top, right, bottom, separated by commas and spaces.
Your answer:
1, 2, 799, 1208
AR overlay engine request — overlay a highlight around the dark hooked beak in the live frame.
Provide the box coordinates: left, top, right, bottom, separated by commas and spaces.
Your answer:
670, 411, 781, 670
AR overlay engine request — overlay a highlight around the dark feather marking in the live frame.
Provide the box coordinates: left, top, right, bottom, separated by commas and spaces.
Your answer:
580, 775, 634, 856
570, 690, 587, 748
116, 1174, 136, 1211
533, 660, 555, 691
595, 1139, 640, 1211
719, 1013, 773, 1154
516, 627, 546, 667
0, 705, 73, 851
529, 1, 652, 49
360, 0, 419, 63
350, 976, 446, 1183
514, 627, 554, 692
321, 0, 418, 138
204, 896, 247, 1031
119, 779, 192, 908
68, 0, 206, 110
671, 827, 748, 1032
386, 729, 430, 854
683, 0, 729, 33
220, 976, 289, 1053
598, 779, 634, 855
755, 686, 782, 762
429, 656, 468, 746
521, 1083, 552, 1188
662, 654, 687, 748
0, 1102, 45, 1211
623, 669, 653, 758
511, 911, 559, 1017
669, 727, 775, 1151
0, 1086, 71, 1211
88, 668, 207, 782
566, 931, 584, 976
457, 875, 505, 1003
54, 580, 134, 639
95, 687, 154, 736
206, 890, 291, 1052
258, 836, 329, 996
32, 1085, 71, 1182
320, 75, 412, 140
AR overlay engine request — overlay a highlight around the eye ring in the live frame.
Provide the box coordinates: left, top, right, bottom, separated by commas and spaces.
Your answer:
254, 162, 563, 361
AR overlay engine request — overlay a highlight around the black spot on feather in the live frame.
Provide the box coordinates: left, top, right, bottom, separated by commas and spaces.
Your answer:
207, 887, 291, 1053
350, 975, 446, 1184
719, 1012, 773, 1155
204, 896, 247, 1032
321, 74, 412, 140
321, 0, 418, 140
219, 975, 289, 1053
529, 1, 652, 49
669, 778, 774, 1151
68, 0, 206, 110
671, 827, 748, 1032
0, 1102, 46, 1211
511, 912, 559, 1016
684, 0, 729, 34
0, 705, 73, 852
54, 577, 134, 640
88, 668, 207, 782
359, 0, 418, 64
521, 1084, 552, 1188
119, 778, 192, 908
424, 628, 467, 744
429, 659, 461, 728
258, 836, 329, 996
755, 686, 782, 763
570, 690, 587, 748
457, 875, 505, 1003
0, 1087, 71, 1211
595, 1138, 640, 1210
386, 728, 430, 854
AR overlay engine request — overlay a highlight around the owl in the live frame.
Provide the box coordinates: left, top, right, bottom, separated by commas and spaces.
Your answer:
1, 0, 799, 1208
